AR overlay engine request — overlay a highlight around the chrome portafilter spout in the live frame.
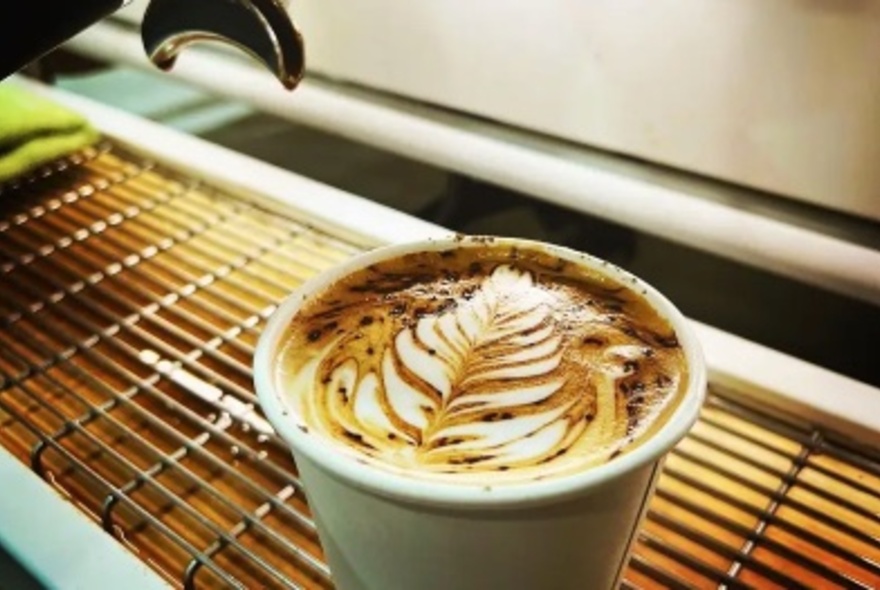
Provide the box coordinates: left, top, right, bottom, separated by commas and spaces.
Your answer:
142, 0, 305, 90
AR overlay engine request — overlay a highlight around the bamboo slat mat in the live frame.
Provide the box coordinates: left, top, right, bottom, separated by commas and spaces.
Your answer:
0, 144, 877, 590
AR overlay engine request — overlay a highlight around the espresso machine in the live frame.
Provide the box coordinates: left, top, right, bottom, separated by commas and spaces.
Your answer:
0, 2, 878, 589
0, 0, 304, 89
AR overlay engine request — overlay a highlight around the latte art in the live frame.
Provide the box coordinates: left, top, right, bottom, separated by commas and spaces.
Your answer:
276, 243, 688, 483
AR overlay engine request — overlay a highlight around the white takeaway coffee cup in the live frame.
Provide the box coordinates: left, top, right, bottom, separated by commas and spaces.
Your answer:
254, 236, 706, 590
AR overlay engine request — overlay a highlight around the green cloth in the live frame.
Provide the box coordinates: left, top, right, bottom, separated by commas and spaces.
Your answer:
0, 84, 99, 183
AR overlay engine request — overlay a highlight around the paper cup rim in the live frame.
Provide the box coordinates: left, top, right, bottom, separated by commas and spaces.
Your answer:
254, 235, 707, 509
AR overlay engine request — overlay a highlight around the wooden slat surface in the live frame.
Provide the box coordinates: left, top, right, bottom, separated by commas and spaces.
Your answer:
0, 144, 878, 590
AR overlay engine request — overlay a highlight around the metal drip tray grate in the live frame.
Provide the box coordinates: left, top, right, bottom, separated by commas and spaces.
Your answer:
0, 144, 878, 590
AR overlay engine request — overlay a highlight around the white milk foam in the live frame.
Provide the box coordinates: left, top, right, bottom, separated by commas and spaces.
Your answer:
277, 252, 686, 484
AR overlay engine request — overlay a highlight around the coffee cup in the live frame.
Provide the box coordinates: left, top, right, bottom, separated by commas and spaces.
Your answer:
254, 235, 706, 590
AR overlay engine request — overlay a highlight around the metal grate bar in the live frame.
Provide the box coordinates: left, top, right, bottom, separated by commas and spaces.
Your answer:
651, 485, 863, 589
1, 186, 313, 463
636, 529, 752, 589
1, 143, 879, 590
0, 383, 244, 588
6, 179, 265, 341
2, 289, 299, 490
657, 463, 873, 589
628, 554, 701, 590
0, 275, 329, 585
0, 349, 249, 589
689, 430, 880, 571
0, 155, 335, 587
696, 410, 880, 526
668, 442, 878, 581
3, 159, 354, 407
0, 310, 324, 589
5, 202, 275, 399
643, 511, 796, 590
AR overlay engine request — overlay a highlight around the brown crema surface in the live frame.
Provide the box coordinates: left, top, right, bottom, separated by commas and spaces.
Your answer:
276, 241, 688, 483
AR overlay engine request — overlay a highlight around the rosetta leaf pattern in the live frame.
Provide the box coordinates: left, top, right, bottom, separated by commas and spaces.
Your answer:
379, 265, 572, 464
294, 258, 684, 480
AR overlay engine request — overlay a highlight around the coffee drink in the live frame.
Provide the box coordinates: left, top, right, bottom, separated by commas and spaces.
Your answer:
258, 236, 705, 590
274, 238, 688, 484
